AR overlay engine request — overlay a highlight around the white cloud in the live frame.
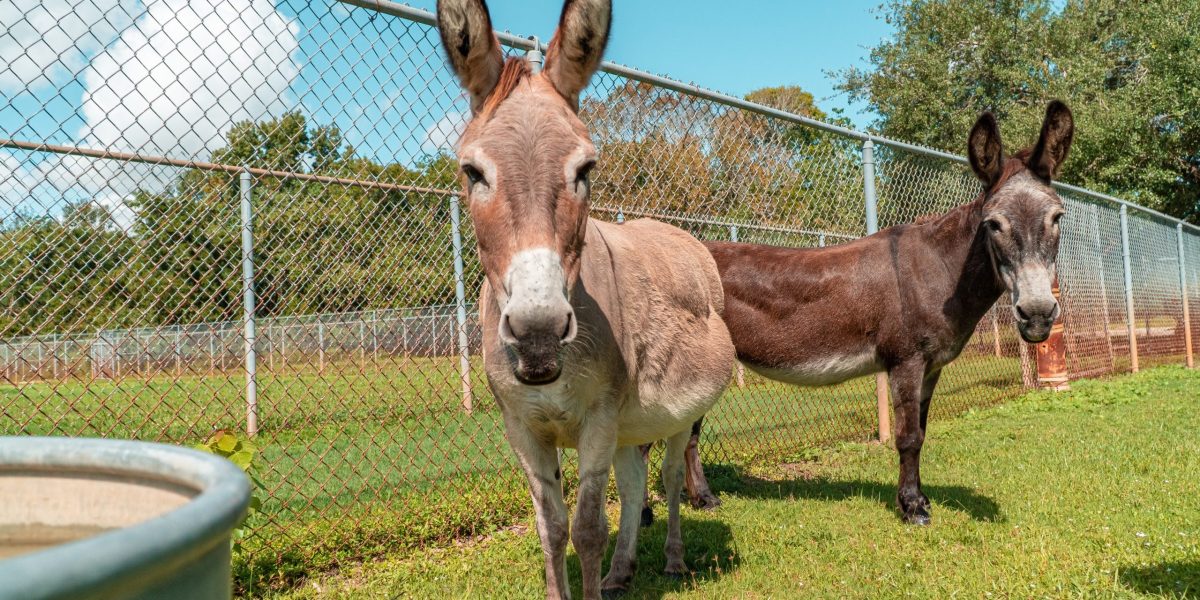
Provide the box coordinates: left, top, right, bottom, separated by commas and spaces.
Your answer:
422, 111, 468, 155
0, 0, 138, 92
4, 0, 301, 231
73, 0, 301, 193
4, 0, 298, 231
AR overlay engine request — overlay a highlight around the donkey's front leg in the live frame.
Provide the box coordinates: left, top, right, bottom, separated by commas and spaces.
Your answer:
506, 424, 572, 599
575, 423, 618, 600
602, 446, 647, 596
890, 360, 932, 525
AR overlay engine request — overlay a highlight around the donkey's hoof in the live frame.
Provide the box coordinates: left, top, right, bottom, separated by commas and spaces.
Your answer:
691, 491, 722, 511
640, 505, 654, 527
664, 563, 689, 580
601, 588, 627, 599
902, 507, 932, 526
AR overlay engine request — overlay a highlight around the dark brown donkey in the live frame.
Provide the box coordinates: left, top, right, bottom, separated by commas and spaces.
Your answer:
664, 101, 1074, 525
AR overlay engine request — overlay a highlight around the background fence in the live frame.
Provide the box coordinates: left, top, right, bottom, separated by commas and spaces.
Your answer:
1, 0, 1196, 592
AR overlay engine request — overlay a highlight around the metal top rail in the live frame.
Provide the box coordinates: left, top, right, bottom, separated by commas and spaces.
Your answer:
0, 138, 457, 196
338, 0, 1200, 235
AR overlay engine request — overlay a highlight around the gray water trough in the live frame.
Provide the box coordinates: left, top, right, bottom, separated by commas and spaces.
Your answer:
0, 437, 251, 599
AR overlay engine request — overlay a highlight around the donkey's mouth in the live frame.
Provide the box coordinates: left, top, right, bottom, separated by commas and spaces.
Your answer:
1017, 322, 1052, 344
514, 364, 563, 386
509, 337, 564, 386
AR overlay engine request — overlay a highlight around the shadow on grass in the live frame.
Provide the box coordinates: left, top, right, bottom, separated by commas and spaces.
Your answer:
1120, 561, 1200, 598
697, 463, 1004, 524
566, 515, 738, 600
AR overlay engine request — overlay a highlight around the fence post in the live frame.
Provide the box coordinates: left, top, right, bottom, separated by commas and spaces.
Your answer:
730, 225, 745, 389
526, 36, 543, 72
1178, 223, 1194, 368
1090, 204, 1116, 371
318, 320, 326, 374
862, 139, 891, 443
240, 168, 259, 437
990, 311, 1002, 357
449, 196, 474, 413
371, 311, 379, 366
1119, 204, 1139, 372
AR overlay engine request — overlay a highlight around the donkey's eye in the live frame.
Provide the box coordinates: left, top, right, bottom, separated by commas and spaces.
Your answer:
462, 164, 484, 187
985, 219, 1004, 233
1051, 212, 1064, 226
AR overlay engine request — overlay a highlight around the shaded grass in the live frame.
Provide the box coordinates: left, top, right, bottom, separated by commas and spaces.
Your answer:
269, 366, 1200, 599
0, 352, 1026, 594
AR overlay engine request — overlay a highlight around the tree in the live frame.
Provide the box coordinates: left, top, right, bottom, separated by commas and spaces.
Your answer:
837, 0, 1200, 222
581, 82, 866, 242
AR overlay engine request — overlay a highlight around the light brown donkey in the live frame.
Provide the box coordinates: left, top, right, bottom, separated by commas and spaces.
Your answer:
436, 1, 735, 598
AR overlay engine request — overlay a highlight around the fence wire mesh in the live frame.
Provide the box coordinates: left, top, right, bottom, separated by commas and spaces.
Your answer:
1, 0, 1197, 592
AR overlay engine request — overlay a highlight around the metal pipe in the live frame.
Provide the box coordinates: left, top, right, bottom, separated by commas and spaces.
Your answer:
1089, 203, 1116, 370
240, 169, 259, 436
861, 140, 890, 443
1119, 205, 1139, 372
1178, 223, 1194, 368
862, 140, 879, 236
450, 196, 474, 413
0, 138, 455, 196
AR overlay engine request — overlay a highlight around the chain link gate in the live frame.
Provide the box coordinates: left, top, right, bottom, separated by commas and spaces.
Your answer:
1, 0, 1197, 591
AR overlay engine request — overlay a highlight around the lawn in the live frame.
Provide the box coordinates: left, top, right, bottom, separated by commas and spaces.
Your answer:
267, 365, 1200, 599
0, 350, 1028, 594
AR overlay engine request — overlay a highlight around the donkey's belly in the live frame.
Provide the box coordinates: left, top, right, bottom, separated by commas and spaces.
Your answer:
744, 349, 882, 387
615, 387, 721, 446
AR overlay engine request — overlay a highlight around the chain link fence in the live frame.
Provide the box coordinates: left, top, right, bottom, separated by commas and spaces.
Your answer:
1, 0, 1196, 592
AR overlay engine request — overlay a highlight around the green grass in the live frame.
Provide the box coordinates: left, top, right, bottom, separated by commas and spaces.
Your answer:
0, 351, 1029, 594
266, 366, 1200, 599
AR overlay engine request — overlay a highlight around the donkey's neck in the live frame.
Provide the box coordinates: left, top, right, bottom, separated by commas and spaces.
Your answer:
927, 196, 1007, 329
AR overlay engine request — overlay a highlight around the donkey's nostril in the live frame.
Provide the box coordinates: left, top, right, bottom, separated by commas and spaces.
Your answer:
1015, 305, 1031, 321
499, 312, 518, 344
560, 311, 578, 344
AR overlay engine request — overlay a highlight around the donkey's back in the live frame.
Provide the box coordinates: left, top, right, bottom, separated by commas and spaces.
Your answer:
586, 218, 734, 446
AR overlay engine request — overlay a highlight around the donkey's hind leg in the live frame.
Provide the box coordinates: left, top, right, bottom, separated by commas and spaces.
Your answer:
890, 360, 933, 525
662, 429, 691, 577
602, 446, 648, 597
683, 417, 721, 509
638, 443, 654, 527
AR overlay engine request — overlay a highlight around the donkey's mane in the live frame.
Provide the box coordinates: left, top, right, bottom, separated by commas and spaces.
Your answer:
479, 57, 532, 119
990, 148, 1034, 194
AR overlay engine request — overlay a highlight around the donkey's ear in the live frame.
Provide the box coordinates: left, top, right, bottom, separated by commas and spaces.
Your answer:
544, 0, 611, 107
968, 112, 1005, 189
1027, 100, 1074, 181
437, 0, 504, 112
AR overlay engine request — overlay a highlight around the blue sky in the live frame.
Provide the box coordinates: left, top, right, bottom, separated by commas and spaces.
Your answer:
403, 0, 894, 126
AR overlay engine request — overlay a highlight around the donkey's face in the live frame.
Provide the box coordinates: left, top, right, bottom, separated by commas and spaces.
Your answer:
438, 0, 610, 384
968, 101, 1074, 343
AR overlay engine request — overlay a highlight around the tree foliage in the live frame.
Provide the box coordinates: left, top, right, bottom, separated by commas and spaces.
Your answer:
837, 0, 1200, 222
1, 113, 461, 337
